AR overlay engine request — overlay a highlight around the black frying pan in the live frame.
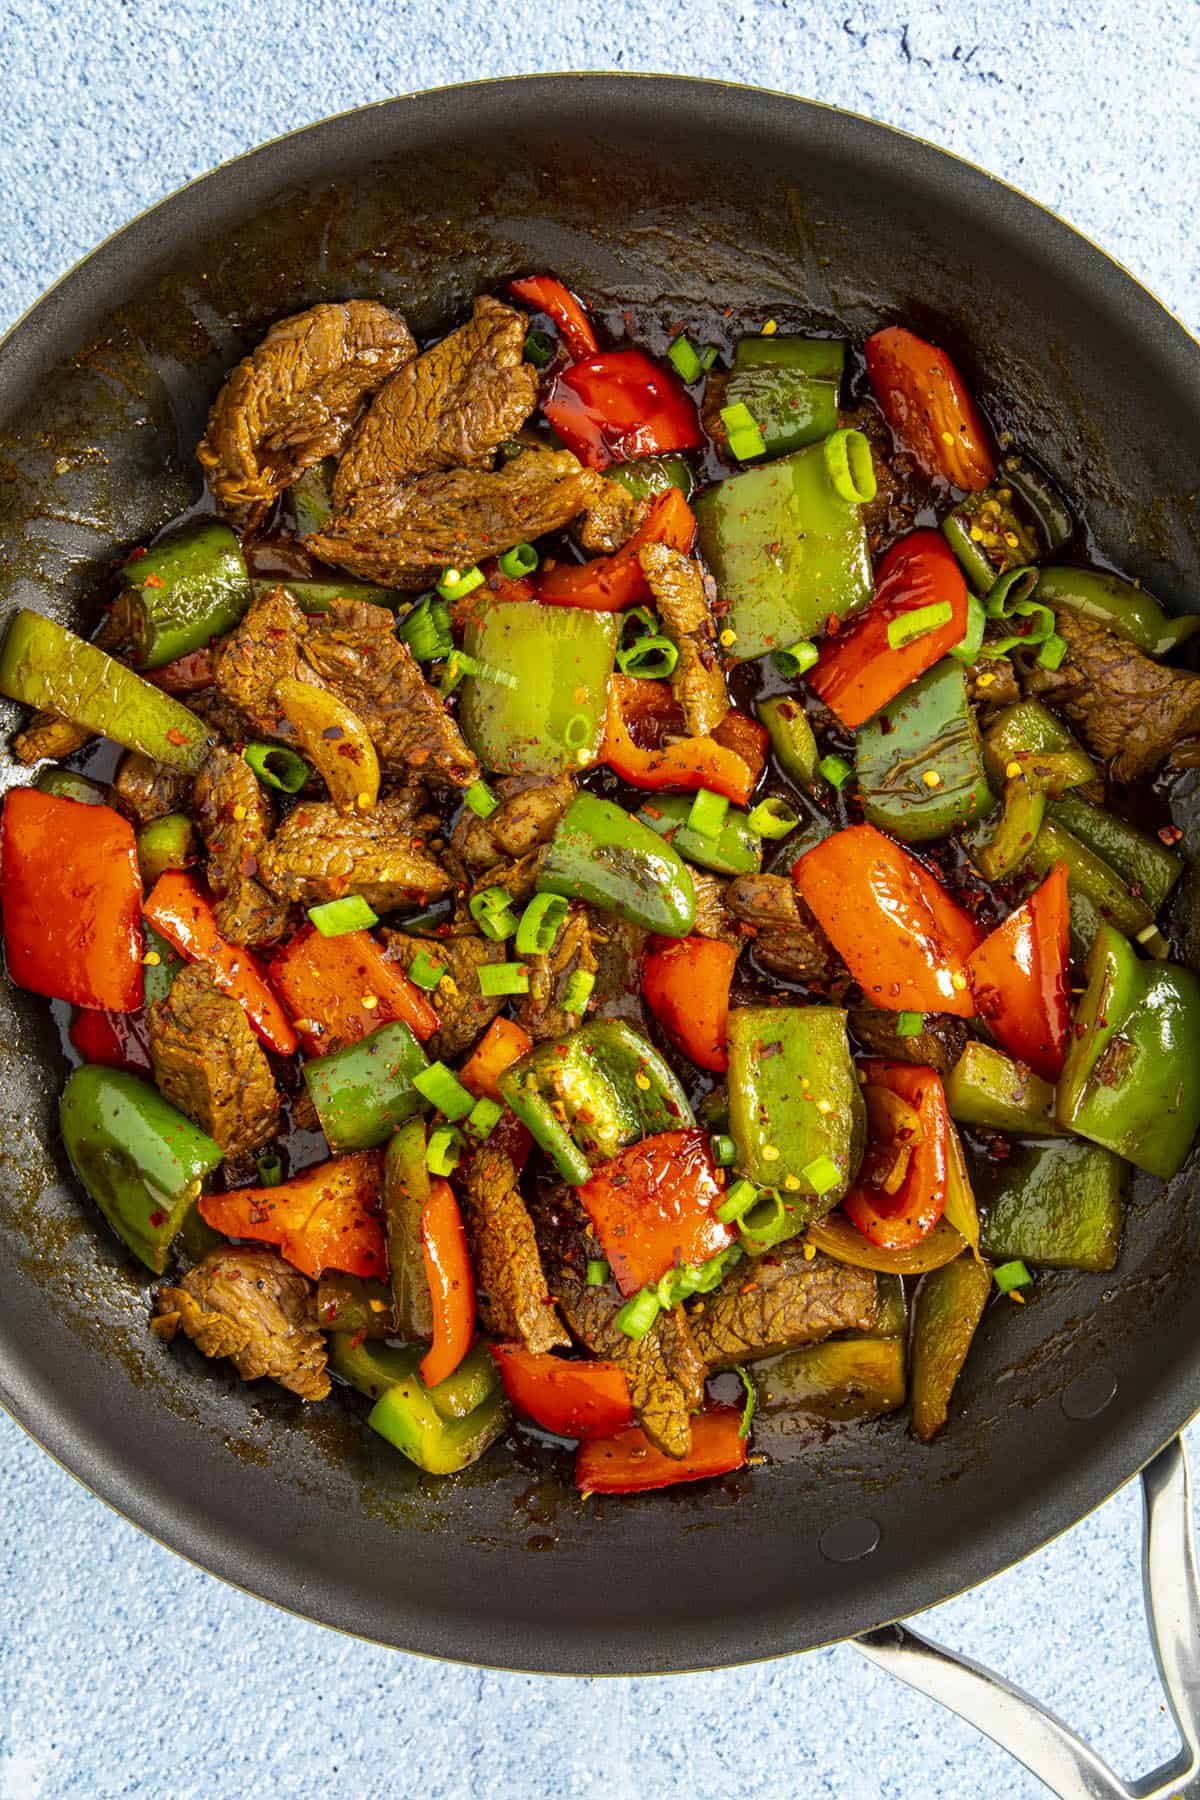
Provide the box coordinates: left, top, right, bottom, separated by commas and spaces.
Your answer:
2, 75, 1199, 1680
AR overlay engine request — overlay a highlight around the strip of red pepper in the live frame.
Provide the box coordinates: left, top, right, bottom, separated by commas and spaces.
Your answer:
144, 870, 297, 1056
843, 1061, 950, 1249
968, 861, 1071, 1082
489, 1346, 634, 1440
602, 675, 756, 806
537, 488, 697, 611
576, 1407, 747, 1494
507, 275, 598, 361
419, 1177, 476, 1387
544, 348, 703, 470
864, 326, 996, 490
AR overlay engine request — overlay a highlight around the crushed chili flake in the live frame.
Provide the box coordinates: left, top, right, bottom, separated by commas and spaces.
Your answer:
165, 727, 189, 746
1159, 825, 1184, 847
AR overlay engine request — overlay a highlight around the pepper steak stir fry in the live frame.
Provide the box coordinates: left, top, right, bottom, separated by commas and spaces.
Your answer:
4, 280, 1200, 1496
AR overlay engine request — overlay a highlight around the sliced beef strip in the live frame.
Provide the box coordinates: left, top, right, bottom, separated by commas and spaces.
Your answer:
12, 710, 93, 764
514, 909, 599, 1043
450, 773, 575, 874
333, 296, 539, 504
385, 928, 505, 1059
690, 871, 738, 944
111, 750, 191, 826
192, 745, 292, 949
460, 1141, 570, 1353
576, 478, 646, 553
152, 1245, 330, 1400
148, 965, 281, 1160
259, 794, 453, 913
726, 872, 835, 982
687, 1244, 878, 1371
210, 586, 314, 738
1021, 609, 1200, 780
308, 449, 609, 590
848, 1007, 968, 1074
301, 599, 478, 788
468, 850, 543, 909
638, 542, 729, 738
197, 301, 416, 526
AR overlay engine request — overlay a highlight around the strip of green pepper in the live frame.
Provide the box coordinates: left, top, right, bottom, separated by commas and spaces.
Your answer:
120, 522, 252, 668
329, 1336, 498, 1415
636, 795, 762, 876
944, 1041, 1063, 1136
723, 336, 844, 458
606, 454, 695, 502
909, 1254, 993, 1441
757, 695, 820, 790
303, 1021, 430, 1153
499, 1019, 694, 1185
60, 1065, 222, 1273
537, 792, 695, 937
136, 813, 196, 888
250, 577, 400, 611
34, 768, 105, 805
459, 599, 619, 778
1024, 818, 1155, 958
973, 775, 1045, 880
330, 1337, 508, 1473
142, 922, 184, 1007
751, 1335, 905, 1423
1035, 566, 1200, 657
941, 485, 1040, 594
1048, 794, 1182, 914
316, 1271, 397, 1337
727, 1006, 864, 1222
982, 700, 1095, 795
856, 659, 995, 843
382, 1117, 435, 1340
979, 1136, 1125, 1270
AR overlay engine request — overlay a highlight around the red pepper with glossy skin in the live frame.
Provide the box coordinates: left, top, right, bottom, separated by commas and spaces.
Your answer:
419, 1176, 476, 1387
968, 860, 1071, 1082
69, 1007, 152, 1074
144, 871, 298, 1056
200, 1151, 386, 1280
602, 675, 755, 805
844, 1061, 950, 1249
544, 348, 703, 470
578, 1127, 734, 1296
458, 1016, 534, 1102
808, 531, 970, 729
864, 326, 996, 490
576, 1406, 747, 1494
537, 489, 697, 611
489, 1346, 634, 1439
508, 275, 598, 361
270, 923, 438, 1057
642, 936, 737, 1073
793, 824, 981, 1016
712, 711, 770, 791
1, 788, 143, 1011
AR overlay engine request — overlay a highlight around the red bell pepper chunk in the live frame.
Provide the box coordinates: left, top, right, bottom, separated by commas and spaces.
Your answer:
578, 1128, 734, 1297
69, 1006, 152, 1074
713, 710, 770, 791
968, 861, 1071, 1082
537, 488, 697, 611
576, 1406, 747, 1494
544, 348, 703, 471
489, 1345, 634, 1440
0, 788, 143, 1011
864, 326, 996, 491
794, 824, 981, 1016
144, 871, 297, 1057
200, 1151, 386, 1280
458, 1016, 534, 1102
602, 675, 755, 805
843, 1061, 950, 1249
270, 923, 438, 1058
808, 530, 970, 729
507, 274, 599, 362
642, 936, 737, 1073
419, 1176, 476, 1387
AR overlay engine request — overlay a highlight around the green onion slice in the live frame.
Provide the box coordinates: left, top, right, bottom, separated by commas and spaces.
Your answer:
710, 1133, 737, 1168
895, 1011, 925, 1038
406, 949, 447, 991
498, 542, 540, 580
948, 593, 988, 664
412, 1061, 476, 1122
524, 327, 556, 368
984, 565, 1040, 617
436, 564, 485, 602
306, 895, 379, 938
564, 713, 593, 750
667, 334, 704, 384
773, 639, 820, 678
738, 1189, 789, 1248
817, 754, 853, 790
716, 1177, 759, 1225
243, 742, 310, 794
689, 1244, 743, 1294
823, 428, 877, 505
994, 1259, 1033, 1295
1037, 633, 1068, 670
614, 1286, 662, 1342
397, 595, 453, 662
256, 1152, 284, 1187
688, 788, 730, 839
887, 600, 954, 650
586, 1257, 610, 1287
736, 1365, 756, 1439
463, 779, 499, 820
426, 1124, 466, 1177
747, 796, 800, 839
802, 1153, 841, 1196
515, 892, 569, 957
465, 1095, 504, 1141
699, 344, 721, 372
477, 962, 530, 998
468, 885, 518, 942
616, 633, 679, 679
561, 968, 595, 1015
721, 401, 767, 461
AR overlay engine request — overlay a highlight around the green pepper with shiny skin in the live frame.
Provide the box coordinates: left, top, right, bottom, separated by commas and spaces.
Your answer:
723, 336, 844, 457
727, 1006, 864, 1218
982, 700, 1095, 795
751, 1334, 906, 1423
141, 923, 184, 1007
251, 577, 399, 611
1048, 794, 1182, 914
635, 794, 762, 876
329, 1336, 499, 1416
910, 1254, 993, 1441
945, 1041, 1063, 1136
316, 1271, 397, 1337
856, 659, 995, 843
303, 1021, 430, 1153
979, 1137, 1126, 1270
1035, 565, 1200, 657
119, 522, 252, 669
973, 775, 1046, 881
60, 1065, 222, 1273
1024, 818, 1157, 959
330, 1337, 508, 1473
537, 791, 695, 937
757, 694, 820, 790
606, 454, 695, 502
136, 813, 196, 888
382, 1117, 435, 1340
34, 768, 106, 805
459, 599, 619, 778
499, 1019, 694, 1185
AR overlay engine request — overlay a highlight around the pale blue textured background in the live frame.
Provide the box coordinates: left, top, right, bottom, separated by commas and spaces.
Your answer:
1, 7, 1199, 1797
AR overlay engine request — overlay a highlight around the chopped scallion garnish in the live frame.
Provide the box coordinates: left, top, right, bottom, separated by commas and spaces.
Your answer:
994, 1259, 1033, 1296
895, 1011, 924, 1038
465, 1095, 504, 1140
515, 892, 569, 957
720, 401, 767, 461
477, 962, 530, 998
396, 594, 453, 662
667, 333, 704, 384
561, 968, 596, 1015
616, 633, 679, 679
243, 742, 310, 794
426, 1124, 466, 1176
773, 639, 820, 678
948, 593, 988, 664
586, 1257, 610, 1287
688, 788, 729, 839
306, 894, 379, 938
823, 427, 877, 505
735, 1365, 756, 1439
436, 564, 484, 602
886, 601, 954, 650
463, 779, 499, 819
406, 948, 447, 991
747, 796, 800, 839
468, 885, 518, 942
523, 327, 556, 368
411, 1061, 475, 1122
817, 754, 853, 790
256, 1151, 283, 1187
499, 542, 540, 580
614, 1286, 661, 1342
710, 1133, 737, 1168
802, 1153, 841, 1196
716, 1177, 758, 1225
1038, 633, 1068, 670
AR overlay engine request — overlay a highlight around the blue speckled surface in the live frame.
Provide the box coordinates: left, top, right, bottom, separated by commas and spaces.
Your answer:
1, 8, 1198, 1797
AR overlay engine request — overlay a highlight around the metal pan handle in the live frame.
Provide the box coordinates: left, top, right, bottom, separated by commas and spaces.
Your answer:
854, 1436, 1200, 1800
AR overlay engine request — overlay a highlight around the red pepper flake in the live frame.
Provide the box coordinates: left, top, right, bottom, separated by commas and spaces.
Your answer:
1159, 825, 1184, 847
148, 1209, 166, 1228
142, 572, 166, 589
165, 727, 189, 746
349, 1327, 368, 1351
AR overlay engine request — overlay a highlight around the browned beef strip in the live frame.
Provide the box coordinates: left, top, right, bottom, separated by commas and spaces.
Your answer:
301, 600, 478, 787
450, 773, 575, 874
258, 795, 453, 914
210, 586, 314, 737
153, 1245, 329, 1400
333, 297, 539, 504
514, 909, 598, 1043
196, 301, 415, 526
469, 850, 542, 908
460, 1141, 570, 1353
576, 478, 646, 553
191, 745, 292, 948
12, 710, 93, 764
148, 965, 281, 1159
687, 1244, 879, 1371
385, 928, 505, 1059
1021, 610, 1200, 780
639, 543, 729, 738
690, 871, 738, 944
848, 1007, 968, 1074
111, 750, 191, 826
308, 450, 609, 590
725, 872, 834, 981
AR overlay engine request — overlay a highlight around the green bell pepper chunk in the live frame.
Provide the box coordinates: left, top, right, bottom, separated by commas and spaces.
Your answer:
751, 1335, 906, 1423
1048, 794, 1182, 914
727, 1006, 864, 1222
141, 922, 184, 1007
537, 792, 695, 937
1056, 924, 1200, 1178
856, 659, 995, 843
979, 1137, 1126, 1270
459, 599, 619, 777
251, 577, 399, 611
945, 1041, 1063, 1136
694, 440, 873, 661
606, 454, 695, 502
1024, 819, 1155, 959
499, 1019, 695, 1185
757, 695, 820, 790
941, 486, 1040, 594
635, 794, 762, 876
909, 1254, 993, 1441
866, 1273, 908, 1339
1001, 454, 1074, 552
0, 610, 212, 773
982, 700, 1095, 796
289, 457, 336, 537
303, 1021, 430, 1153
330, 1336, 499, 1418
368, 1374, 509, 1475
972, 776, 1046, 881
382, 1117, 435, 1340
136, 812, 196, 888
1034, 565, 1200, 658
316, 1271, 397, 1337
120, 522, 252, 669
60, 1066, 222, 1273
723, 336, 844, 457
34, 768, 106, 805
